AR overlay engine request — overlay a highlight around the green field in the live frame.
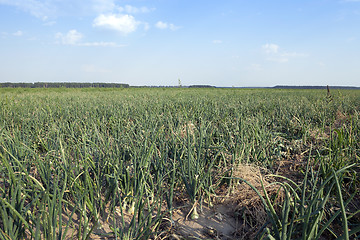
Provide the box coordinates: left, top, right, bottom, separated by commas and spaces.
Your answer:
0, 88, 359, 239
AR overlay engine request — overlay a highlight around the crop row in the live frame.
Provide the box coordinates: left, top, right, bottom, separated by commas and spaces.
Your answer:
0, 88, 359, 239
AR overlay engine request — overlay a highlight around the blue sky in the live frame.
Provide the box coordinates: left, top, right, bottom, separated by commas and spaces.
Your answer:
0, 0, 359, 87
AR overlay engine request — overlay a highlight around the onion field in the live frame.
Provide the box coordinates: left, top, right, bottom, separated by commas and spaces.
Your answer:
0, 88, 359, 239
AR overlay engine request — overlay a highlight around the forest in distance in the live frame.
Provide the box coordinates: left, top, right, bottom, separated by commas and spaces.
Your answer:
1, 81, 360, 89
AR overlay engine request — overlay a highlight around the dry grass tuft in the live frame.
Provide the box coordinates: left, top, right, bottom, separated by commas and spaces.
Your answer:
230, 164, 284, 239
334, 109, 349, 129
179, 121, 196, 139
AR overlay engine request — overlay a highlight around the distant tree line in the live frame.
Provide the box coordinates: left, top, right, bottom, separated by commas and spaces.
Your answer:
1, 82, 358, 89
0, 82, 129, 88
0, 83, 214, 89
273, 85, 360, 90
188, 85, 215, 88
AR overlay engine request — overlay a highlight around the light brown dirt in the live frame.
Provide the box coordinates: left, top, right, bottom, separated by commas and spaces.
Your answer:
170, 203, 238, 239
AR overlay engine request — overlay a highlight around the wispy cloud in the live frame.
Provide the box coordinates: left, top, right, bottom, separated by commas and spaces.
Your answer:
91, 1, 155, 15
0, 0, 54, 20
80, 42, 122, 47
155, 21, 167, 29
0, 0, 163, 36
13, 30, 23, 36
0, 0, 153, 21
212, 40, 222, 44
43, 21, 56, 26
93, 14, 140, 34
262, 43, 308, 63
92, 0, 116, 13
55, 29, 122, 47
118, 5, 155, 14
56, 29, 83, 45
262, 43, 279, 54
155, 21, 180, 31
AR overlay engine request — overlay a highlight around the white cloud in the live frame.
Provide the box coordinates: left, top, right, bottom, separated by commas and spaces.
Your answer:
56, 29, 83, 45
262, 43, 279, 54
55, 29, 123, 47
262, 43, 307, 63
93, 14, 140, 34
155, 21, 168, 29
13, 30, 23, 36
118, 5, 155, 14
155, 21, 180, 31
